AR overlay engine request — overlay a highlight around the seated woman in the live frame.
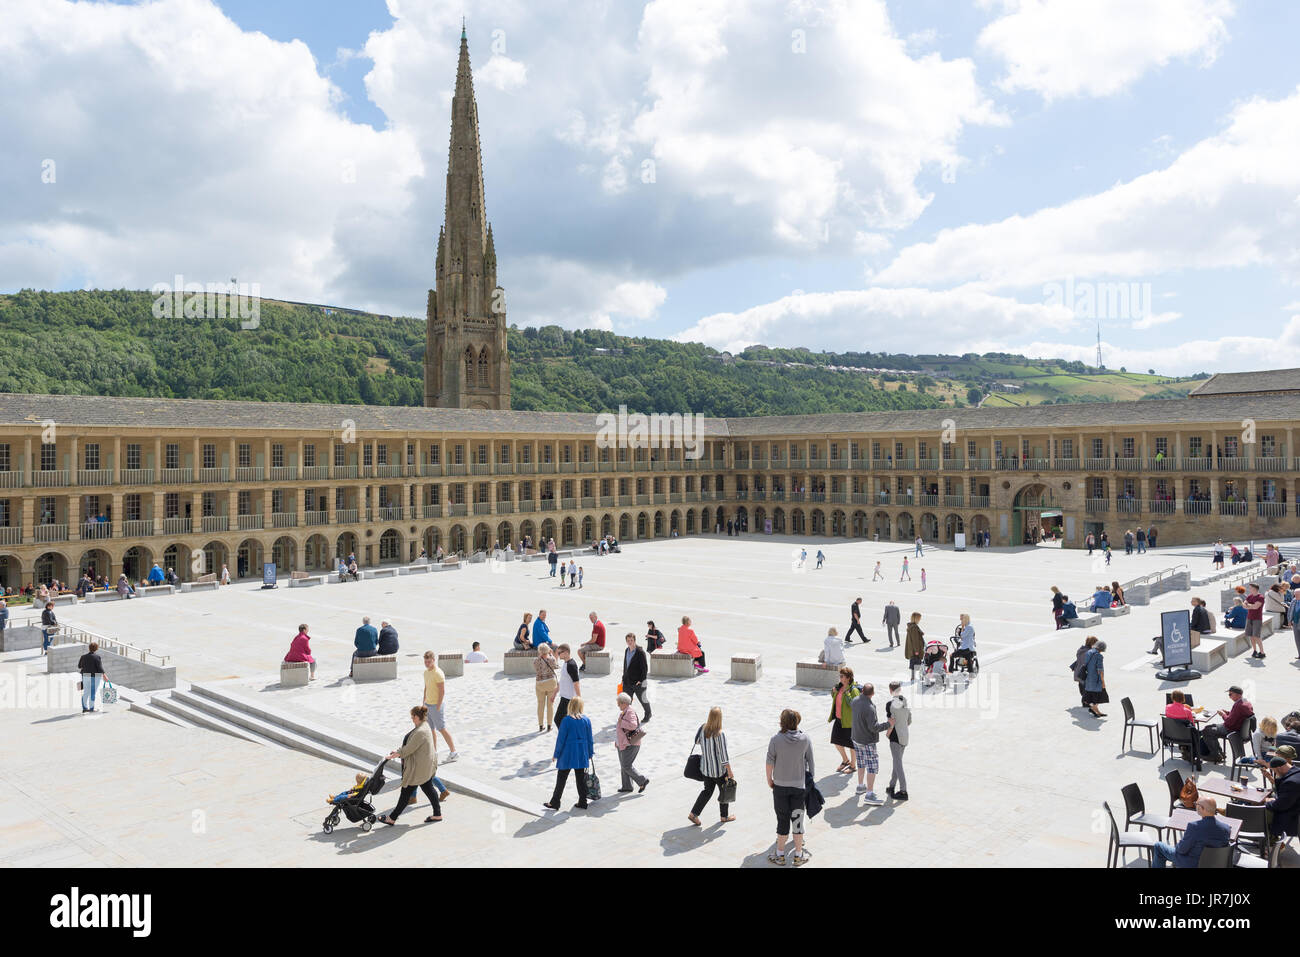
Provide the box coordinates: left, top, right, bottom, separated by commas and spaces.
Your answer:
1241, 546, 1255, 562
1165, 689, 1195, 722
1110, 581, 1126, 606
1264, 583, 1289, 626
1224, 597, 1247, 629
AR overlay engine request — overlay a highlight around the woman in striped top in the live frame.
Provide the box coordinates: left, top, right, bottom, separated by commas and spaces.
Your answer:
688, 706, 735, 826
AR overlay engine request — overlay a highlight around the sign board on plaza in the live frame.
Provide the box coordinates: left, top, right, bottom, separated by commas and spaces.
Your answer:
1161, 609, 1193, 670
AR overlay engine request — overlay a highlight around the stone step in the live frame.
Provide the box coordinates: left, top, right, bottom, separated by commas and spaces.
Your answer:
128, 697, 199, 731
149, 692, 272, 747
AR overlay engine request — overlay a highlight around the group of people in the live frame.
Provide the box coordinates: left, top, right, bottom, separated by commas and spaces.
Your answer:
1211, 540, 1256, 569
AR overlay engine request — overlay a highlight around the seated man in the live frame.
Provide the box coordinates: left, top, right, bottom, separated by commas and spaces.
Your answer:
465, 641, 488, 663
351, 616, 379, 677
1091, 586, 1113, 612
1200, 685, 1254, 762
1224, 597, 1247, 630
1150, 796, 1232, 867
377, 620, 399, 656
1264, 746, 1300, 841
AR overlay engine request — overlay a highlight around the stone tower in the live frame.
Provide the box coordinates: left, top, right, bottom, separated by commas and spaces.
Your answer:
425, 26, 510, 410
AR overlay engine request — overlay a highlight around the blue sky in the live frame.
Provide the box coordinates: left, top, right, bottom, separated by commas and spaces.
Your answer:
3, 0, 1299, 374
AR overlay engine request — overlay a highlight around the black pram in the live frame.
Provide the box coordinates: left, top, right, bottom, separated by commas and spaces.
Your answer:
323, 756, 388, 834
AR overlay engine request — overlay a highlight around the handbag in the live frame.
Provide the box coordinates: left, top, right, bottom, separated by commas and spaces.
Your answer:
718, 777, 737, 805
683, 728, 705, 781
102, 681, 118, 705
587, 759, 602, 801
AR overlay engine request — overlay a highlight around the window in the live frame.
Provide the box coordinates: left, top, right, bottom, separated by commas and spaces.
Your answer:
376, 444, 388, 465
477, 444, 488, 465
454, 445, 464, 465
542, 445, 553, 464
1122, 479, 1136, 496
500, 445, 511, 464
165, 444, 179, 469
1261, 435, 1276, 456
1092, 438, 1104, 459
126, 444, 141, 470
1061, 439, 1073, 459
239, 443, 252, 468
165, 493, 179, 519
519, 482, 531, 501
871, 441, 881, 460
520, 445, 531, 464
84, 495, 100, 517
272, 489, 284, 513
894, 442, 904, 460
334, 444, 345, 468
39, 496, 56, 524
40, 443, 56, 471
561, 445, 571, 464
1263, 479, 1277, 502
618, 478, 629, 495
452, 484, 466, 505
1224, 436, 1239, 457
1091, 478, 1104, 498
362, 444, 372, 467
378, 487, 390, 508
125, 495, 141, 522
942, 443, 952, 460
994, 440, 1003, 459
407, 443, 416, 466
476, 483, 489, 504
635, 478, 645, 495
202, 492, 216, 517
1154, 437, 1168, 456
918, 442, 928, 460
333, 489, 345, 511
1122, 437, 1135, 458
0, 499, 8, 527
1188, 436, 1203, 457
1022, 440, 1030, 459
429, 485, 441, 505
84, 443, 100, 471
304, 444, 316, 468
202, 444, 216, 469
428, 444, 441, 465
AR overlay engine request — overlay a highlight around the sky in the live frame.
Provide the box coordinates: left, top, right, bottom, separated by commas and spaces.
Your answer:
3, 0, 1300, 375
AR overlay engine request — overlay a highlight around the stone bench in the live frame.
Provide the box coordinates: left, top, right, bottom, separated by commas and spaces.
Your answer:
280, 660, 311, 687
48, 593, 78, 607
368, 567, 400, 579
1067, 614, 1102, 628
648, 652, 696, 679
1219, 629, 1252, 657
580, 650, 610, 675
329, 571, 363, 583
139, 585, 175, 598
83, 590, 123, 603
352, 654, 398, 681
288, 575, 325, 588
1097, 605, 1131, 617
796, 660, 841, 689
469, 552, 488, 564
438, 653, 464, 678
181, 580, 220, 593
1191, 639, 1229, 672
731, 654, 762, 681
504, 649, 537, 675
522, 553, 546, 563
400, 564, 431, 575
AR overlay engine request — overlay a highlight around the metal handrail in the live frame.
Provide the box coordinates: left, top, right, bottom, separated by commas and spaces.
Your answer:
1120, 563, 1189, 591
52, 624, 171, 667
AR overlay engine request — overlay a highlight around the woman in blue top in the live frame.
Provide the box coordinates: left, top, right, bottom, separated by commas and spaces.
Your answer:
545, 695, 594, 811
1224, 597, 1247, 630
952, 614, 976, 672
1083, 640, 1109, 718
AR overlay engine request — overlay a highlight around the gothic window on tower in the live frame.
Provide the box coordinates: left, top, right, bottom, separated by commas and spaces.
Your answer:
478, 347, 489, 388
465, 346, 475, 384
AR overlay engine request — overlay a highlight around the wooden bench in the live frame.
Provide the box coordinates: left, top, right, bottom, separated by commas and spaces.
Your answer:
352, 654, 398, 681
648, 652, 695, 678
1191, 639, 1229, 672
280, 660, 311, 687
504, 649, 537, 676
580, 650, 610, 676
1067, 614, 1102, 628
438, 653, 464, 678
731, 654, 762, 681
139, 584, 175, 597
181, 580, 220, 593
796, 660, 841, 689
1097, 605, 1131, 617
288, 575, 325, 588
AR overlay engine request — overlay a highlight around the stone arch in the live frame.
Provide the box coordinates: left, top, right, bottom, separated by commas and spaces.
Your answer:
519, 519, 537, 548
581, 515, 595, 541
896, 512, 914, 540
449, 524, 468, 555
161, 542, 192, 580
561, 516, 576, 546
637, 512, 648, 538
120, 545, 151, 583
943, 513, 964, 542
472, 522, 492, 552
772, 507, 786, 534
304, 534, 331, 570
77, 547, 111, 581
496, 521, 514, 548
477, 346, 490, 388
851, 509, 868, 537
0, 554, 21, 591
540, 518, 557, 544
920, 512, 939, 541
685, 509, 696, 533
600, 513, 613, 538
273, 535, 298, 573
670, 509, 682, 534
831, 509, 847, 536
873, 510, 890, 540
810, 509, 826, 535
791, 508, 806, 535
653, 510, 665, 536
199, 540, 230, 577
335, 532, 358, 561
34, 550, 71, 585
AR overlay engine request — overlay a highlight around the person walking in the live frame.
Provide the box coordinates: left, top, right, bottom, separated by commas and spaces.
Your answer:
688, 706, 735, 825
1086, 532, 1095, 555
914, 535, 924, 557
285, 624, 317, 680
1244, 582, 1267, 659
545, 695, 594, 811
78, 641, 107, 713
1212, 540, 1225, 569
851, 682, 891, 804
514, 612, 534, 651
220, 563, 230, 586
559, 561, 567, 587
882, 600, 901, 647
567, 559, 577, 587
615, 692, 650, 794
620, 632, 651, 721
920, 567, 927, 591
0, 598, 7, 638
904, 612, 925, 680
534, 642, 560, 731
422, 650, 458, 761
1072, 636, 1098, 707
872, 561, 884, 581
1051, 585, 1066, 630
828, 666, 859, 773
766, 709, 814, 866
846, 597, 868, 643
815, 550, 825, 569
378, 705, 441, 825
884, 681, 911, 801
40, 600, 57, 656
548, 549, 558, 577
554, 644, 582, 723
1082, 640, 1109, 718
899, 557, 910, 581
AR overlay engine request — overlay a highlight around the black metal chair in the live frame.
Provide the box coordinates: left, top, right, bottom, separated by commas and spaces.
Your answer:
1121, 697, 1157, 754
1223, 802, 1270, 857
1164, 769, 1187, 815
1197, 844, 1234, 868
1121, 782, 1171, 838
1223, 731, 1248, 783
1236, 838, 1284, 868
1160, 716, 1202, 771
1104, 800, 1155, 868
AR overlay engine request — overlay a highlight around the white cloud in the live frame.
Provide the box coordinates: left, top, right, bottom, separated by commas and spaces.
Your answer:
477, 54, 527, 92
978, 0, 1235, 100
1131, 311, 1180, 331
874, 89, 1300, 289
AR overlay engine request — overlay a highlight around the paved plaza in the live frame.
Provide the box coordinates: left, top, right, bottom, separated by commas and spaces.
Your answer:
3, 534, 1298, 867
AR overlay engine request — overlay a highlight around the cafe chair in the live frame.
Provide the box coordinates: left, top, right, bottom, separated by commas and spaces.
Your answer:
1160, 716, 1202, 772
1235, 839, 1284, 869
1197, 845, 1234, 868
1104, 801, 1155, 868
1121, 697, 1157, 754
1165, 692, 1194, 708
1121, 783, 1172, 839
1164, 769, 1187, 815
1223, 803, 1270, 857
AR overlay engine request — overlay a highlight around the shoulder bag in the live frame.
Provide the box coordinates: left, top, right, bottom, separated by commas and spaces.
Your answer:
683, 726, 705, 780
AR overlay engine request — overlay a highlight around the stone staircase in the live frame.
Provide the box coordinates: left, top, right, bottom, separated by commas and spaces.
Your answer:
132, 682, 541, 815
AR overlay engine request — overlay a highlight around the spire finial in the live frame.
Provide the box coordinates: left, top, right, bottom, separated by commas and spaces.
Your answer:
461, 17, 466, 41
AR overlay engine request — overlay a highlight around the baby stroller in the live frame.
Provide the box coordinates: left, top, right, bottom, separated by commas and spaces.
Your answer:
323, 756, 388, 834
921, 639, 949, 689
950, 630, 979, 677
